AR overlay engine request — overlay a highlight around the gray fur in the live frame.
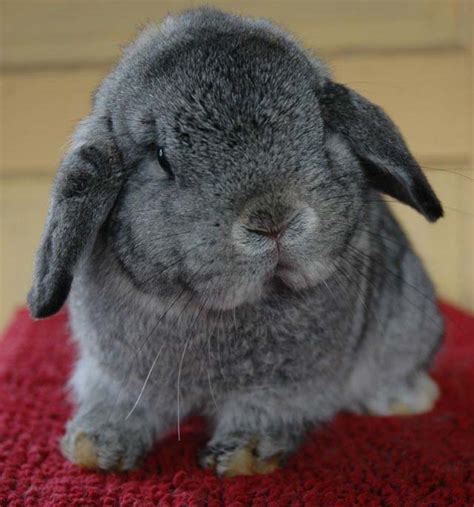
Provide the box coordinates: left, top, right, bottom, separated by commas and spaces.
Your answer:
29, 7, 443, 474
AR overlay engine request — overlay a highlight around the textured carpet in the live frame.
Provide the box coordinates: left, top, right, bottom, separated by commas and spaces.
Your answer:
0, 304, 473, 506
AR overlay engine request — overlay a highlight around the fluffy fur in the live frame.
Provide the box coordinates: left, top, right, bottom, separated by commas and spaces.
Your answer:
29, 8, 444, 476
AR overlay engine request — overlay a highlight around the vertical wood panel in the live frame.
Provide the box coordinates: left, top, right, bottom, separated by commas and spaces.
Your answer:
1, 0, 468, 68
390, 165, 472, 310
0, 1, 472, 329
1, 52, 470, 175
466, 2, 474, 310
0, 179, 50, 327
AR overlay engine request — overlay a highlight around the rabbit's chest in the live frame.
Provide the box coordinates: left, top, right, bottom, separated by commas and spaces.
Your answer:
111, 287, 361, 398
165, 317, 351, 394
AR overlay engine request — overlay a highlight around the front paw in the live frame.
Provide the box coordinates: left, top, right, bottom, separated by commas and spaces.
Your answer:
61, 422, 149, 471
200, 435, 282, 477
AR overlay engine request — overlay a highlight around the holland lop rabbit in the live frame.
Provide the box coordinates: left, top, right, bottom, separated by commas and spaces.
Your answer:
29, 8, 444, 476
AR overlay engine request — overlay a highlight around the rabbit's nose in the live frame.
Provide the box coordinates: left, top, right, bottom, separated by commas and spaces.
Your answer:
241, 207, 293, 241
244, 223, 287, 241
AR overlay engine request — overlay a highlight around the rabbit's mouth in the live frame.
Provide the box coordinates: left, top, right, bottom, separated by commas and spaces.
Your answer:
267, 253, 337, 294
272, 264, 299, 288
270, 260, 294, 281
257, 254, 302, 291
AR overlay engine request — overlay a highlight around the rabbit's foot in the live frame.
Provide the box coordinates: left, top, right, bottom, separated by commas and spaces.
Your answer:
200, 434, 282, 477
365, 373, 440, 416
61, 421, 151, 471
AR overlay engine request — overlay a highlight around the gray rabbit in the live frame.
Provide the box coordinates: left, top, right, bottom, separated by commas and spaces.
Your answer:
29, 8, 443, 477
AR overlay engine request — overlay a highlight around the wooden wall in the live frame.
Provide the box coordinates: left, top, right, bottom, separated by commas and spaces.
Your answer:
1, 0, 473, 327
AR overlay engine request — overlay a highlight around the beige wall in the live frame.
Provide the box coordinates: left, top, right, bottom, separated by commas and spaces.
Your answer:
1, 0, 473, 328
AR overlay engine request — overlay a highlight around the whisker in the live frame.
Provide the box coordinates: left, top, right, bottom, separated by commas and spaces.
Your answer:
154, 241, 207, 278
216, 308, 226, 381
108, 262, 208, 423
419, 165, 474, 182
344, 243, 470, 342
206, 303, 221, 411
176, 337, 191, 442
316, 193, 474, 218
124, 342, 165, 420
176, 298, 208, 441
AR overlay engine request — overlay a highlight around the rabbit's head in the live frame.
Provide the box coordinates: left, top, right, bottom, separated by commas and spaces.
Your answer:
29, 8, 442, 317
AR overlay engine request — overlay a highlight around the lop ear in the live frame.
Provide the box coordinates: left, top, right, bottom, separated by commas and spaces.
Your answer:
28, 119, 126, 318
319, 81, 443, 222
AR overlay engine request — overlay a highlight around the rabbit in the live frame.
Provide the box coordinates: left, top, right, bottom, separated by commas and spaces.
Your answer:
28, 7, 444, 477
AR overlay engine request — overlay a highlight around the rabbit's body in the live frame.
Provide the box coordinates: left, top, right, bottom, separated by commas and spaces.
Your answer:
30, 8, 443, 476
63, 194, 442, 474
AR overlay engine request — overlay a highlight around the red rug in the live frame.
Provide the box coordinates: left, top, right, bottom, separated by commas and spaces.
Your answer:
0, 304, 473, 506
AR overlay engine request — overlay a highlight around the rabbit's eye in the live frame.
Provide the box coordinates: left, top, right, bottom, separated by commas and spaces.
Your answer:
157, 146, 174, 180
